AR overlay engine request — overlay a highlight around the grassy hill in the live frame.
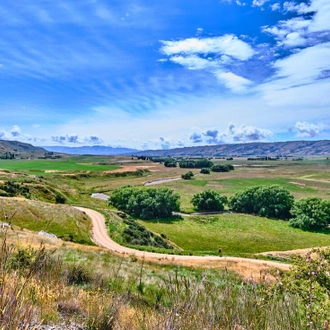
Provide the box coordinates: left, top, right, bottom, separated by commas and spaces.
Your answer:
0, 139, 56, 159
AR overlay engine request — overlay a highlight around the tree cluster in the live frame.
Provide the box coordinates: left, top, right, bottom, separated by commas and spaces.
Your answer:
229, 185, 294, 220
179, 158, 214, 169
164, 158, 177, 167
191, 190, 227, 211
109, 186, 180, 219
211, 164, 234, 172
289, 197, 330, 230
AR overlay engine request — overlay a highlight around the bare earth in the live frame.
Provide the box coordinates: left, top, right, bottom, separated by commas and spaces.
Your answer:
75, 207, 290, 280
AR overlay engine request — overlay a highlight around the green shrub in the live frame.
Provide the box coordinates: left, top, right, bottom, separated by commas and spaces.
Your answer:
289, 197, 330, 230
191, 190, 228, 211
229, 185, 294, 220
109, 186, 180, 219
200, 168, 210, 174
181, 171, 194, 180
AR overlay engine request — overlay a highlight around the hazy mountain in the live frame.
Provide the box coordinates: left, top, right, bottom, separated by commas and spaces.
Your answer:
43, 145, 139, 155
134, 140, 330, 157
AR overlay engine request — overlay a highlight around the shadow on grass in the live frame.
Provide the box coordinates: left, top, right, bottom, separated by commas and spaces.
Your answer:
144, 215, 184, 224
299, 227, 330, 235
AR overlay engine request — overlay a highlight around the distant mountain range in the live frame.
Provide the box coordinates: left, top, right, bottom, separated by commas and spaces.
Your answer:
135, 140, 330, 157
43, 145, 139, 155
1, 139, 330, 159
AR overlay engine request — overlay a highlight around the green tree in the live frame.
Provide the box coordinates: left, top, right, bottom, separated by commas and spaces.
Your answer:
229, 185, 294, 220
211, 164, 234, 172
109, 186, 180, 219
164, 158, 177, 167
181, 171, 194, 180
289, 197, 330, 230
200, 168, 210, 174
191, 190, 228, 211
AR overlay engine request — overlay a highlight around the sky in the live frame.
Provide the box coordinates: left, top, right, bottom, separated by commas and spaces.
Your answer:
0, 0, 329, 150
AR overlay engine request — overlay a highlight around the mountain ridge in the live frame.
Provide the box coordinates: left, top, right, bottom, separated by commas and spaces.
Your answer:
134, 140, 330, 157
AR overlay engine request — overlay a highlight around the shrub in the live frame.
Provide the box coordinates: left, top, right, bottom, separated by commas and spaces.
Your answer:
211, 164, 233, 172
164, 158, 177, 167
179, 159, 213, 168
229, 185, 294, 220
191, 190, 228, 211
181, 171, 194, 180
200, 168, 210, 174
109, 186, 180, 219
289, 197, 330, 230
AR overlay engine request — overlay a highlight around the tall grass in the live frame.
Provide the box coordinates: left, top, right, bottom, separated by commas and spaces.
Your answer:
0, 227, 311, 329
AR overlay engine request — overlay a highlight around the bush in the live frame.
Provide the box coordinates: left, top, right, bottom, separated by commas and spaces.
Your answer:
55, 193, 66, 204
181, 171, 194, 180
164, 158, 177, 167
179, 159, 213, 168
122, 218, 173, 249
211, 164, 234, 172
229, 185, 294, 220
289, 197, 330, 230
109, 186, 180, 219
200, 168, 210, 174
191, 190, 228, 211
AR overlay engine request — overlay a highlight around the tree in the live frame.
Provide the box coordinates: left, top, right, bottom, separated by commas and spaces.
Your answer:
109, 186, 180, 219
181, 171, 194, 180
164, 158, 177, 167
191, 190, 228, 211
179, 159, 214, 168
229, 185, 294, 220
200, 168, 210, 174
289, 197, 330, 230
211, 164, 234, 172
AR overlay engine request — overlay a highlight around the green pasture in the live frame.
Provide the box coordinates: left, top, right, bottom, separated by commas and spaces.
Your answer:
0, 198, 93, 244
139, 213, 330, 257
0, 158, 121, 174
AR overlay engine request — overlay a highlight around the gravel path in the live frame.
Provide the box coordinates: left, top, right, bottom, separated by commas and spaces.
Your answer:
75, 206, 290, 270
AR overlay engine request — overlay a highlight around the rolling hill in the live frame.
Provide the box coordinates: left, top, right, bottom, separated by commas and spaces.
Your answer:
135, 140, 330, 157
0, 140, 51, 159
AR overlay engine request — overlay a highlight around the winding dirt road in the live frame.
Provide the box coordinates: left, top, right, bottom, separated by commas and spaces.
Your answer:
75, 207, 290, 275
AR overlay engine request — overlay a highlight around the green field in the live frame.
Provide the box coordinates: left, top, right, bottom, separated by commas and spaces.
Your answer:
0, 198, 93, 245
0, 158, 120, 174
139, 213, 330, 257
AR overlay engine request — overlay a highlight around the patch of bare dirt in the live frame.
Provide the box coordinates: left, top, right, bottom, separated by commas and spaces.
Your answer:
103, 164, 159, 174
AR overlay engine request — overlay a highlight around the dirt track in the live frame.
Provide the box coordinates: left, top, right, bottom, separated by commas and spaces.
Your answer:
75, 207, 290, 276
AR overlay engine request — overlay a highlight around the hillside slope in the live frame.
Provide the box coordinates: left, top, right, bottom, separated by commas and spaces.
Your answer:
136, 140, 330, 157
0, 140, 50, 159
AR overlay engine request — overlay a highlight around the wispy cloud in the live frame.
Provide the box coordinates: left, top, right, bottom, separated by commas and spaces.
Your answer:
160, 35, 255, 93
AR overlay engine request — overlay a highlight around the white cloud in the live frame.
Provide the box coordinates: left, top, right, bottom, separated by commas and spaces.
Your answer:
190, 123, 273, 145
160, 35, 254, 61
160, 35, 254, 93
215, 71, 253, 93
252, 0, 269, 7
294, 121, 323, 138
10, 125, 21, 137
258, 42, 330, 99
170, 55, 217, 70
282, 32, 306, 47
271, 3, 281, 11
219, 123, 273, 142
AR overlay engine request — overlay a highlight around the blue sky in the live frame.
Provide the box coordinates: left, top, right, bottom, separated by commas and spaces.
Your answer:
0, 0, 329, 150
